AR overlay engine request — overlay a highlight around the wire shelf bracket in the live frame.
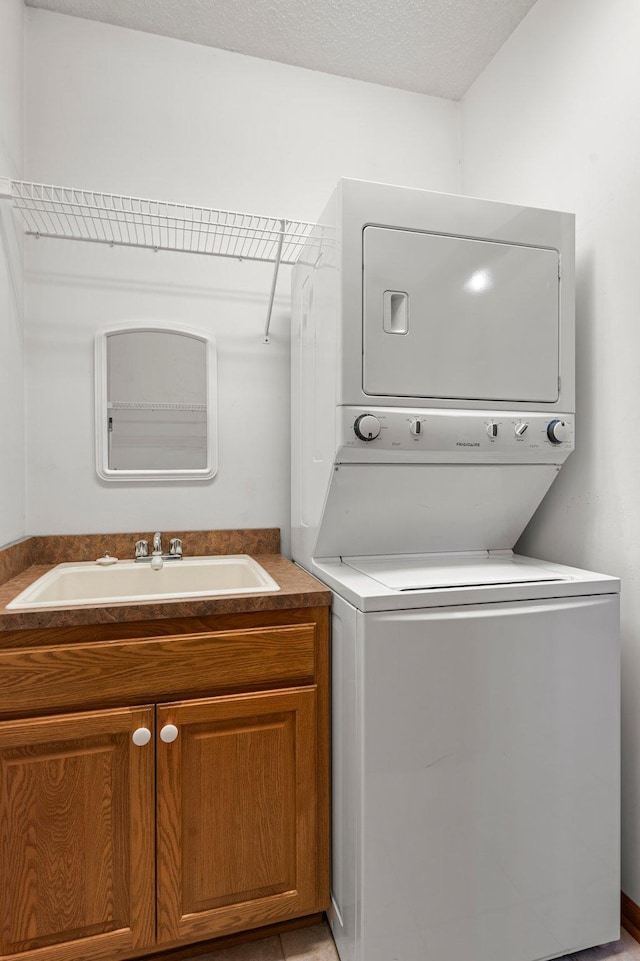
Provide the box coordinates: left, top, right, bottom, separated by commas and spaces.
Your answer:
0, 179, 316, 341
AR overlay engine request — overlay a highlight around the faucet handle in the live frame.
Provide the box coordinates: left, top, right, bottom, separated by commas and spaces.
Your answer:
169, 538, 183, 557
135, 539, 149, 558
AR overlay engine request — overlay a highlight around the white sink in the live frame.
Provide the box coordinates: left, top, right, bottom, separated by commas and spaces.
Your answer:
6, 555, 280, 611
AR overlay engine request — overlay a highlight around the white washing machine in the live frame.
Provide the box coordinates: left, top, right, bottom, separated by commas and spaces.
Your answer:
315, 552, 619, 961
290, 179, 620, 961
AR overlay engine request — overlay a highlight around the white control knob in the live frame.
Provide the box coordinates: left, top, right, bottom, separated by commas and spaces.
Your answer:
515, 422, 529, 437
487, 422, 498, 439
354, 414, 381, 442
132, 727, 152, 747
547, 419, 569, 444
160, 723, 179, 743
409, 419, 422, 436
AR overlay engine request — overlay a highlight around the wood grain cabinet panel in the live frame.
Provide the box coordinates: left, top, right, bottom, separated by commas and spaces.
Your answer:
0, 706, 155, 961
0, 606, 329, 961
156, 687, 318, 944
0, 624, 317, 719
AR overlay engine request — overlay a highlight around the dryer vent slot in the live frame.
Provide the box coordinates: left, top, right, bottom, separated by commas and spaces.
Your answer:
399, 577, 564, 591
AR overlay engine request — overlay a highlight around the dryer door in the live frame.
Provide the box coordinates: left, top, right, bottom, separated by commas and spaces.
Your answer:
362, 227, 560, 402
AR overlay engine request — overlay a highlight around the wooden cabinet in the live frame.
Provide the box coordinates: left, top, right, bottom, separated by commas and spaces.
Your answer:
0, 608, 329, 961
157, 687, 319, 944
0, 706, 155, 961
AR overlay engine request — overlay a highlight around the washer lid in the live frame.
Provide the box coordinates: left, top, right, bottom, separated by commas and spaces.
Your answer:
342, 552, 566, 591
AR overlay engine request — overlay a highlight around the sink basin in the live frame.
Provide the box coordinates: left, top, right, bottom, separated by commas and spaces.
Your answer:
6, 555, 280, 611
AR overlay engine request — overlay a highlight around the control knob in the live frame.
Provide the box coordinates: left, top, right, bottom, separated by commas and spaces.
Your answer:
546, 419, 569, 444
409, 419, 423, 436
354, 414, 381, 442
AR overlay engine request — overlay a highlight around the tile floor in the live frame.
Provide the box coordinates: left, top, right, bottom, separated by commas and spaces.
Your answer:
558, 930, 640, 960
194, 922, 640, 961
195, 922, 338, 960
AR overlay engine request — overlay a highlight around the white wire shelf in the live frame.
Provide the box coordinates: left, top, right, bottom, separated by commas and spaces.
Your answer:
2, 180, 317, 266
0, 177, 323, 341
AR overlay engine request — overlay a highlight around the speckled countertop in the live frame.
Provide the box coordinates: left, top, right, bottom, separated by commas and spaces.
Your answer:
0, 530, 331, 633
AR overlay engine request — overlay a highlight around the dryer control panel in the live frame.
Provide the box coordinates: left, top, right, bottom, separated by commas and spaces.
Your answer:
336, 407, 574, 464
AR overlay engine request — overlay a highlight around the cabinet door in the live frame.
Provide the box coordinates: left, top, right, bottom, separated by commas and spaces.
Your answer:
156, 687, 318, 943
0, 706, 155, 961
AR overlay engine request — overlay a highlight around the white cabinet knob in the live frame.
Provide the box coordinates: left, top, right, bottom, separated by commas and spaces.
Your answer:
160, 723, 179, 743
132, 727, 152, 747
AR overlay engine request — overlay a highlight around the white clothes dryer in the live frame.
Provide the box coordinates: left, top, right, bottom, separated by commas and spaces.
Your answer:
290, 179, 619, 961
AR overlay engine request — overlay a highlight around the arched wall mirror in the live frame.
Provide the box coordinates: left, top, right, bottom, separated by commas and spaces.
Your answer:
95, 325, 217, 482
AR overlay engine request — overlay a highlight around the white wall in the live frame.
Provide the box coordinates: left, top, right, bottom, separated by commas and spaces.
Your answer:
0, 0, 25, 549
461, 0, 640, 902
24, 9, 459, 553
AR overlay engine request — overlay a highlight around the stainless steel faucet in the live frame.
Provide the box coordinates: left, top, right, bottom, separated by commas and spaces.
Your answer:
135, 538, 149, 559
135, 533, 183, 561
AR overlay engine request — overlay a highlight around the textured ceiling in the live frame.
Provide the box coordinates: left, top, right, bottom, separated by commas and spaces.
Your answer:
24, 0, 539, 101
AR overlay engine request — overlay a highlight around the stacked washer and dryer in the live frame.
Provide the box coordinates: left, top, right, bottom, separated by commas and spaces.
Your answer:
291, 179, 620, 961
